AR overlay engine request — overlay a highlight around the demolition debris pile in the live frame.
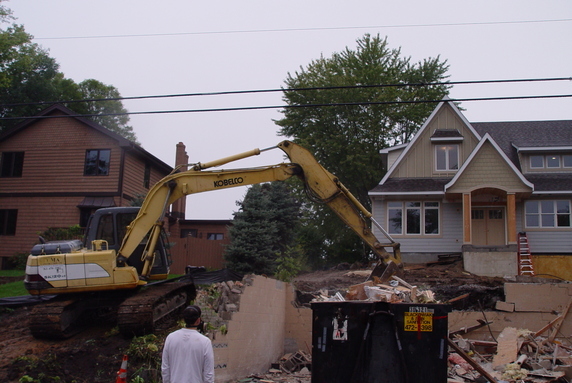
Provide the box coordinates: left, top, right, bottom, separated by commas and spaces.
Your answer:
448, 321, 572, 382
293, 262, 572, 383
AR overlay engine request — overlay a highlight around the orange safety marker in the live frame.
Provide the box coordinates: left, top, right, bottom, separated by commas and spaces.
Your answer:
116, 354, 128, 383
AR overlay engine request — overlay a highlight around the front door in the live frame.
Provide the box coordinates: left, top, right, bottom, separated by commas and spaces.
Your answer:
471, 208, 506, 246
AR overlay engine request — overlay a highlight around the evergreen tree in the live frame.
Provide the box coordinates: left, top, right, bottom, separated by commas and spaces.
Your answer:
224, 182, 300, 275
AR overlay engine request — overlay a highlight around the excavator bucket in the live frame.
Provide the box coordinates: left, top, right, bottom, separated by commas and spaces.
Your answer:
367, 260, 403, 283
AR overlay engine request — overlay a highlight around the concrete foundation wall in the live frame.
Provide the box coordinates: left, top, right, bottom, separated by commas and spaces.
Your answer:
463, 251, 518, 277
284, 285, 313, 354
212, 276, 288, 383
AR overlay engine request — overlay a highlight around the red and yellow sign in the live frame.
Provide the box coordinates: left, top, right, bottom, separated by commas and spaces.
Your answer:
404, 312, 433, 332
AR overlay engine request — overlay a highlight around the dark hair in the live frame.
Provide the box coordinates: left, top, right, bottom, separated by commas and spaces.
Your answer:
182, 305, 202, 327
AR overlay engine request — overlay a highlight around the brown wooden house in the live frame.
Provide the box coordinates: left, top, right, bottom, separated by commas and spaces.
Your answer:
0, 104, 173, 267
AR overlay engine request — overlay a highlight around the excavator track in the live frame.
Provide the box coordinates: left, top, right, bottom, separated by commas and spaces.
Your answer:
29, 296, 96, 339
117, 280, 196, 337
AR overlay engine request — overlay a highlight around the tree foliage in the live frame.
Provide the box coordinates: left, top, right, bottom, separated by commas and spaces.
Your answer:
275, 34, 451, 265
0, 2, 137, 143
224, 182, 300, 275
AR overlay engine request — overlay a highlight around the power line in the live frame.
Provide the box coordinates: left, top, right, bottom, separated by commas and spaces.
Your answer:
3, 93, 571, 121
1, 77, 570, 108
33, 18, 572, 41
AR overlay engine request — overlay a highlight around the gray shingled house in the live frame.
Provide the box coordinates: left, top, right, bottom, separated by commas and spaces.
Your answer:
369, 99, 572, 279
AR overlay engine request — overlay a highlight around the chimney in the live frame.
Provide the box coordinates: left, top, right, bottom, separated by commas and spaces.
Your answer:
171, 142, 188, 219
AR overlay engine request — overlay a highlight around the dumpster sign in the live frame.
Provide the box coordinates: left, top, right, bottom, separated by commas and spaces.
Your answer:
404, 312, 433, 332
332, 317, 348, 340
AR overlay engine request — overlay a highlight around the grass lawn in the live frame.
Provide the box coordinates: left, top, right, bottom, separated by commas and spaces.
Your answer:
0, 270, 27, 298
0, 270, 25, 277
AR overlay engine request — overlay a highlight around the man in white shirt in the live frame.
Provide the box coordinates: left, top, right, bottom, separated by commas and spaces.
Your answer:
161, 305, 215, 383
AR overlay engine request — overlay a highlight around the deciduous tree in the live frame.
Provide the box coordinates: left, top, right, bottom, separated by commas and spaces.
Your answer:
0, 2, 137, 143
275, 34, 450, 265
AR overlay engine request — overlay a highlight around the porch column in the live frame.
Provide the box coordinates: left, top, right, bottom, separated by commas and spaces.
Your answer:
507, 193, 516, 244
463, 193, 471, 244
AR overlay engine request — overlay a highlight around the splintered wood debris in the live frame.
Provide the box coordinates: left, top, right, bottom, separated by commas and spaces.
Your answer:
448, 321, 571, 383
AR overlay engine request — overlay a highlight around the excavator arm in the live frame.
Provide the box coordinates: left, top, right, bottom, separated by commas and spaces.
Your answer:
118, 140, 401, 281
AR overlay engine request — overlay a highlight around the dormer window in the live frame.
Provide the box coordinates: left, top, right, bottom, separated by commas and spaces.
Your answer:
435, 145, 459, 171
530, 154, 572, 169
565, 155, 572, 167
530, 155, 544, 168
431, 129, 462, 172
547, 155, 560, 168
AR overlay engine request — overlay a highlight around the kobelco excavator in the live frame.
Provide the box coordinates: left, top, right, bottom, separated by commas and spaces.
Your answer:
24, 140, 401, 339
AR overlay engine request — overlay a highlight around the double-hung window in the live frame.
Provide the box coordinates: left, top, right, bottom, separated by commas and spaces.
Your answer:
84, 149, 111, 176
525, 200, 571, 228
1, 152, 24, 177
388, 202, 440, 235
435, 145, 459, 171
0, 209, 18, 235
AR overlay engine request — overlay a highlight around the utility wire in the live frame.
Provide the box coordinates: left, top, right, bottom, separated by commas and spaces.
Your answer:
32, 18, 572, 41
1, 77, 570, 108
2, 93, 571, 121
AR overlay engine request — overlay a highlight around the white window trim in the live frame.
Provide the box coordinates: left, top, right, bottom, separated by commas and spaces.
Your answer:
435, 145, 459, 171
525, 200, 571, 228
530, 154, 572, 169
387, 201, 440, 236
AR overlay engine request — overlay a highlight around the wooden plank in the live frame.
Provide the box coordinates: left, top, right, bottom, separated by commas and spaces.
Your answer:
448, 339, 498, 383
492, 327, 518, 368
547, 296, 572, 343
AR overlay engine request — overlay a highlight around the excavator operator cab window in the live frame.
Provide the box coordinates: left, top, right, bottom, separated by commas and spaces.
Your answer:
116, 212, 138, 242
95, 214, 115, 245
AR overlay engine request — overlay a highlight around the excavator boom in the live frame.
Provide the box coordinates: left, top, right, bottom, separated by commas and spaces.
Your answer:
119, 140, 401, 281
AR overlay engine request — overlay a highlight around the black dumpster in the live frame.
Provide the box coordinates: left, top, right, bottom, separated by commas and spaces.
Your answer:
311, 301, 449, 383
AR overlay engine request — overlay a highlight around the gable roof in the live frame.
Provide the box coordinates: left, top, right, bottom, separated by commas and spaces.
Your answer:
379, 98, 481, 185
0, 104, 172, 173
371, 99, 572, 196
444, 133, 534, 192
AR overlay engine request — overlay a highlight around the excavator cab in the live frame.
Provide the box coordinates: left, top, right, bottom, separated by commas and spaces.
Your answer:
83, 207, 172, 278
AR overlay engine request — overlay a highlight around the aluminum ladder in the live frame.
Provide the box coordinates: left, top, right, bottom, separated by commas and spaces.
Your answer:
517, 232, 535, 276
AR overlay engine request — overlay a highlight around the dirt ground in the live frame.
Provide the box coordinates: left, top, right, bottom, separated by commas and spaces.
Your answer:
0, 260, 504, 382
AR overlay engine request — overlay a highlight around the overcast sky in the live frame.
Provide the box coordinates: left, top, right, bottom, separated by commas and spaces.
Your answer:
8, 0, 572, 219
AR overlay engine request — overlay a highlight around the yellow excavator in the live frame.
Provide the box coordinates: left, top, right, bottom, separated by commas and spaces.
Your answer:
24, 140, 401, 338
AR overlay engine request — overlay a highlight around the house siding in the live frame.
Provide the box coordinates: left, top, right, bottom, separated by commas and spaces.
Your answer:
386, 148, 404, 170
447, 142, 531, 193
121, 153, 165, 202
0, 117, 121, 194
516, 202, 572, 254
0, 196, 93, 257
390, 105, 480, 179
